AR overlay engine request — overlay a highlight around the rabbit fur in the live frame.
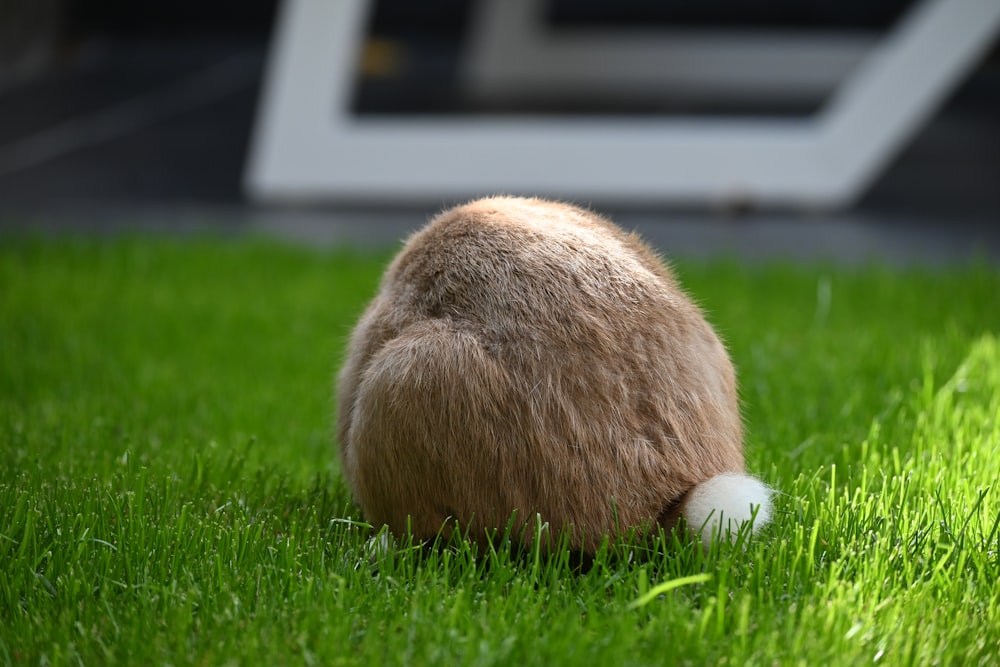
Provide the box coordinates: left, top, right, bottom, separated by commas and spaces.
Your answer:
336, 196, 771, 552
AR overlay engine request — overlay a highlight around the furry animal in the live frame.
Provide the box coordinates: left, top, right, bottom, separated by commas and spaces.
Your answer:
336, 196, 771, 552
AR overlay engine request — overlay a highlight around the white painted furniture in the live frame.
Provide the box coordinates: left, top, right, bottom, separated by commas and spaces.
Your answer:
245, 0, 1000, 208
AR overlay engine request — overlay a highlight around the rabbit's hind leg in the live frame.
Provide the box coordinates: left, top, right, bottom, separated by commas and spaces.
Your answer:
342, 320, 516, 542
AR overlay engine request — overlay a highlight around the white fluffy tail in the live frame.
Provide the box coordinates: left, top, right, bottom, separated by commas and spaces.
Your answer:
681, 473, 773, 547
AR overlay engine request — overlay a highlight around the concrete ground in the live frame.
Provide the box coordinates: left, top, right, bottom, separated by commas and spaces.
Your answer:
0, 36, 998, 264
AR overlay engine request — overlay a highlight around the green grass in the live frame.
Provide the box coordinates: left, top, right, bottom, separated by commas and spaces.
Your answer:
2, 236, 999, 666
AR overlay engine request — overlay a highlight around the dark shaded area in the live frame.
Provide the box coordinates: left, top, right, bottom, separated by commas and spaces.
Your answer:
66, 0, 279, 36
0, 40, 263, 203
546, 0, 914, 30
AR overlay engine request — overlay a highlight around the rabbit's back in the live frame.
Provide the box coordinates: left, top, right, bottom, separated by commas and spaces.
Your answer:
337, 197, 744, 551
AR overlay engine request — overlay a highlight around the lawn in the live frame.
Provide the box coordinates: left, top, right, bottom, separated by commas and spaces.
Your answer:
1, 235, 998, 666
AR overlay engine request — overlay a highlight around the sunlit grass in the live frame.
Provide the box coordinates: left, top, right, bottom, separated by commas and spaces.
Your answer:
1, 236, 998, 665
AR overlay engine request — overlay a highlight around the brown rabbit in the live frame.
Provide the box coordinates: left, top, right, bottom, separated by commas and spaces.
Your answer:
336, 196, 771, 552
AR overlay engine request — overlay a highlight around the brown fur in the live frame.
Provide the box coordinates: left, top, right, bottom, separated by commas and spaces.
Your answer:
336, 196, 744, 552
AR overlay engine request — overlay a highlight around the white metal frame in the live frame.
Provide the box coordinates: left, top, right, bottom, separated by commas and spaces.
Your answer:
245, 0, 1000, 208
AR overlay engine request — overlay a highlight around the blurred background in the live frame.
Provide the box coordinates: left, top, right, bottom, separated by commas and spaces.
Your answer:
1, 0, 998, 262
